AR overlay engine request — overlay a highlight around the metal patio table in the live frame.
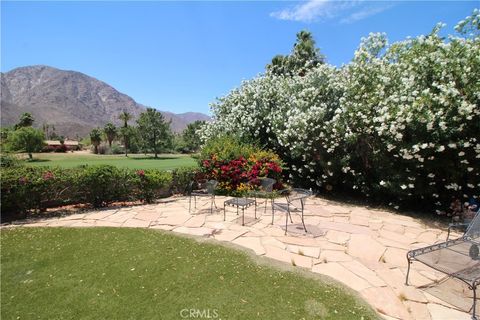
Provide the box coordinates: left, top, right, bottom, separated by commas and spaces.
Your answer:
224, 197, 257, 226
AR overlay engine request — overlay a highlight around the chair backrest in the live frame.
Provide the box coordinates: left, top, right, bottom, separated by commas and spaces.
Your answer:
288, 188, 312, 201
286, 188, 312, 209
465, 209, 480, 240
206, 180, 218, 194
259, 178, 276, 192
187, 181, 196, 194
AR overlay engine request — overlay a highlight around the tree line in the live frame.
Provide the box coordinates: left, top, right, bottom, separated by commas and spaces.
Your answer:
89, 108, 204, 157
0, 109, 205, 160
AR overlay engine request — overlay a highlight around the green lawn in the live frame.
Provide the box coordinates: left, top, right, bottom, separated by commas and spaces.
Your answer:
1, 228, 378, 320
24, 152, 197, 170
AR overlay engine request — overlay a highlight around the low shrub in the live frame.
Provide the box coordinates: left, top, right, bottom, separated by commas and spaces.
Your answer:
110, 143, 124, 155
54, 144, 68, 153
134, 169, 172, 203
0, 153, 22, 168
170, 167, 198, 194
42, 145, 57, 153
0, 166, 82, 219
0, 165, 197, 220
96, 144, 109, 155
77, 165, 130, 207
199, 136, 284, 195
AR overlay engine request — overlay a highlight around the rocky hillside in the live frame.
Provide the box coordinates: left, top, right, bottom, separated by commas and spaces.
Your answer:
1, 65, 210, 137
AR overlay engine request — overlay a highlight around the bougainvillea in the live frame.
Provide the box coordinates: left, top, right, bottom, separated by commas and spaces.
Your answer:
199, 136, 283, 194
200, 11, 480, 212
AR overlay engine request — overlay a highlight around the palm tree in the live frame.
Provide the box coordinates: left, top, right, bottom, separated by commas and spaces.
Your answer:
118, 111, 132, 157
103, 123, 117, 147
119, 111, 132, 128
90, 128, 102, 154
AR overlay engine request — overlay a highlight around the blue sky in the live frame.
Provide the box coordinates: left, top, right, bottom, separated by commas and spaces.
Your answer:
1, 1, 477, 115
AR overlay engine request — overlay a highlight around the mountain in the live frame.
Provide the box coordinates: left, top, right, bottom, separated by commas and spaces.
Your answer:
0, 65, 210, 137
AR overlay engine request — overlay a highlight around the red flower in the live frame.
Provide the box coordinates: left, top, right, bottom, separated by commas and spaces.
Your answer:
42, 171, 55, 180
19, 177, 28, 185
136, 170, 145, 177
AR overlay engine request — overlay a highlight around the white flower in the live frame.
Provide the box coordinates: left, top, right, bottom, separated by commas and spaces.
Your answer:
400, 185, 407, 190
380, 180, 386, 186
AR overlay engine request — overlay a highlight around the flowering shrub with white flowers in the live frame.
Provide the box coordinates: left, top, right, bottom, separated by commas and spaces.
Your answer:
201, 11, 480, 212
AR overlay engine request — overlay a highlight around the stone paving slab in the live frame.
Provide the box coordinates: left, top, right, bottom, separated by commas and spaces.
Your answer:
6, 195, 474, 320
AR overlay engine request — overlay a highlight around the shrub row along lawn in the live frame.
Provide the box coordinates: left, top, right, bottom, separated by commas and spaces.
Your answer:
24, 153, 197, 170
1, 165, 196, 220
1, 228, 378, 320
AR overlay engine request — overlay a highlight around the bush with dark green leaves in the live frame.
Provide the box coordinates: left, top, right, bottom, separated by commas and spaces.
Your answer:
77, 165, 131, 207
134, 169, 173, 203
1, 165, 198, 220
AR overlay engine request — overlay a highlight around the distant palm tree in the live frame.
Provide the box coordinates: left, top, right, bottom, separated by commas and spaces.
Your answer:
119, 111, 132, 128
103, 123, 117, 147
90, 128, 102, 154
118, 111, 132, 156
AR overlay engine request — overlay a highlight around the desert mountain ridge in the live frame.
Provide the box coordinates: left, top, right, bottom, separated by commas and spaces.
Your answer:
0, 65, 210, 138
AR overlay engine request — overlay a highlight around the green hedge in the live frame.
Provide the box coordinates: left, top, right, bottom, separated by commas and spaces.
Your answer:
1, 165, 196, 220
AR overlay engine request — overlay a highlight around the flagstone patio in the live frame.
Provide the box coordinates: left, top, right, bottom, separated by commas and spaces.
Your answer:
9, 195, 475, 320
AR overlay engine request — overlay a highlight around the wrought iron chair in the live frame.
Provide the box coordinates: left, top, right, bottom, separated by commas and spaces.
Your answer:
188, 180, 218, 214
447, 209, 480, 240
250, 177, 276, 215
406, 211, 480, 320
272, 188, 312, 235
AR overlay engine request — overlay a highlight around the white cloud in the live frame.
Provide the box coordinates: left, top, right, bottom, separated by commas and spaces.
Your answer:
270, 0, 392, 24
340, 4, 394, 24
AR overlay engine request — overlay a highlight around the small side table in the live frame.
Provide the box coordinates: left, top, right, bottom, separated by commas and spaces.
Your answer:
224, 197, 256, 226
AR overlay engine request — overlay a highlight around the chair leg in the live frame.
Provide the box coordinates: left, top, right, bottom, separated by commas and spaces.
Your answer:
271, 199, 274, 220
472, 283, 478, 320
213, 195, 217, 208
300, 201, 307, 233
405, 255, 412, 285
189, 196, 191, 213
447, 226, 451, 241
285, 206, 289, 235
272, 200, 275, 225
223, 203, 226, 221
242, 207, 245, 226
301, 210, 307, 233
